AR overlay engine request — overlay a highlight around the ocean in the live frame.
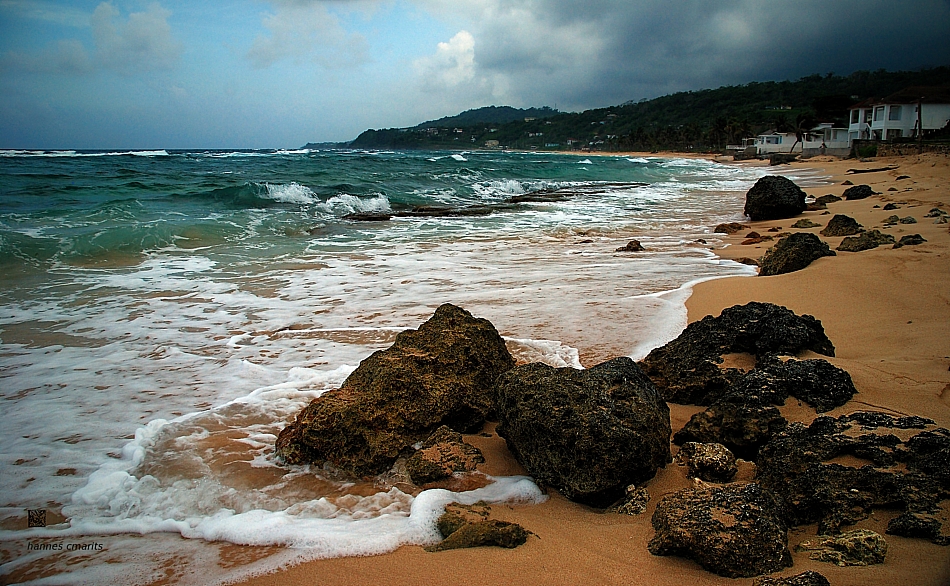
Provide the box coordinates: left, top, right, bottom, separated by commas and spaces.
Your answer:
0, 148, 804, 584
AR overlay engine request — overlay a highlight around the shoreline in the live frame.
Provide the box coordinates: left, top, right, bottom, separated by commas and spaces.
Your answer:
228, 153, 950, 586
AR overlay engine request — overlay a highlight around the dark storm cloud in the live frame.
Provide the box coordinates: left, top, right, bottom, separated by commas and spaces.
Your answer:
465, 0, 950, 109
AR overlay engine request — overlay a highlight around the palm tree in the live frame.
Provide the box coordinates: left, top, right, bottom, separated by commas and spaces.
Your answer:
789, 112, 819, 153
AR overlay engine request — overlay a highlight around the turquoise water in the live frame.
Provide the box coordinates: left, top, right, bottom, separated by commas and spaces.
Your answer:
0, 148, 776, 584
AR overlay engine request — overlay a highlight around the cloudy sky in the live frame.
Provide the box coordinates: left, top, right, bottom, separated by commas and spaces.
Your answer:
2, 0, 949, 148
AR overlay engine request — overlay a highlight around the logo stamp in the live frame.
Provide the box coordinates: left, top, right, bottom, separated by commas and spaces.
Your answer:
28, 509, 47, 528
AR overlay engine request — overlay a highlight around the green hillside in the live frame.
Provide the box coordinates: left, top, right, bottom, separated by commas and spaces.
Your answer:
349, 66, 950, 152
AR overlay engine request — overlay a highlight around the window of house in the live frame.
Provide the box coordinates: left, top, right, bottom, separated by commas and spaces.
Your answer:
851, 110, 859, 124
889, 105, 902, 121
874, 106, 885, 121
886, 128, 902, 140
864, 110, 872, 123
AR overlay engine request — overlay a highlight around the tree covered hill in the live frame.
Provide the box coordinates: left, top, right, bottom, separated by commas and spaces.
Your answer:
349, 67, 950, 152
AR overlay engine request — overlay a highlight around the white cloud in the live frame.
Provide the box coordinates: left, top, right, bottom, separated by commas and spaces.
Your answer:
91, 2, 183, 74
245, 2, 369, 69
415, 30, 475, 88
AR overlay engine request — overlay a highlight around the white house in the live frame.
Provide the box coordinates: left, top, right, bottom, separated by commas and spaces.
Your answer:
848, 86, 950, 143
754, 123, 849, 156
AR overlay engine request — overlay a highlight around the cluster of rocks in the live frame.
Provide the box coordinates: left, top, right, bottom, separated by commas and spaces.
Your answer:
272, 293, 947, 571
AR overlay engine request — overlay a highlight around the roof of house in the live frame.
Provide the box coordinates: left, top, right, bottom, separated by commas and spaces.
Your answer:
850, 85, 950, 109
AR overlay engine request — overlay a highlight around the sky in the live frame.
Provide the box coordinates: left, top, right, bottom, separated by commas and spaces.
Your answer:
1, 0, 949, 149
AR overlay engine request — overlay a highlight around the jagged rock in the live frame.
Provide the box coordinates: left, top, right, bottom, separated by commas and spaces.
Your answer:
842, 185, 873, 200
795, 529, 887, 566
717, 355, 856, 413
648, 483, 792, 578
814, 195, 841, 206
753, 571, 831, 586
841, 180, 853, 185
427, 519, 530, 552
275, 304, 514, 476
746, 231, 762, 239
405, 426, 485, 484
674, 403, 787, 461
744, 176, 807, 221
819, 214, 863, 237
883, 202, 900, 210
640, 302, 835, 405
924, 207, 947, 218
436, 503, 491, 538
616, 240, 646, 252
714, 222, 746, 234
735, 257, 759, 266
791, 219, 821, 229
494, 357, 671, 507
894, 234, 927, 248
899, 216, 917, 224
676, 442, 738, 482
883, 214, 900, 225
612, 485, 651, 515
836, 229, 896, 252
756, 414, 950, 539
758, 233, 835, 276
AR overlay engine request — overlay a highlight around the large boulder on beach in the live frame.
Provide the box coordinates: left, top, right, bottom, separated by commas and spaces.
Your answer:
842, 184, 873, 200
820, 214, 863, 237
758, 233, 835, 276
275, 304, 514, 476
639, 302, 835, 405
648, 483, 793, 578
494, 357, 671, 507
743, 176, 807, 221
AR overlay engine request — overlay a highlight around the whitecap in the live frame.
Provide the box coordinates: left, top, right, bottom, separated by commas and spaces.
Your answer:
451, 154, 467, 162
263, 182, 318, 204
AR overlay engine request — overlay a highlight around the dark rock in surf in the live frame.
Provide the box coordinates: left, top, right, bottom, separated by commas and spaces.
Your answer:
648, 483, 792, 578
493, 357, 671, 507
275, 304, 514, 476
714, 222, 746, 234
743, 176, 807, 221
616, 240, 646, 252
758, 233, 835, 276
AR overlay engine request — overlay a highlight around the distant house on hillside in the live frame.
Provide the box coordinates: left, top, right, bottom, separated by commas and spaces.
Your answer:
754, 123, 849, 156
848, 86, 950, 142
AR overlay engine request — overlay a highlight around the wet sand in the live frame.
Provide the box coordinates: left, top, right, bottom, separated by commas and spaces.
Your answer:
227, 153, 950, 586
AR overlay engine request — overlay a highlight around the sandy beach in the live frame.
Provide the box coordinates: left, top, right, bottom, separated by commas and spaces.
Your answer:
218, 153, 950, 586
